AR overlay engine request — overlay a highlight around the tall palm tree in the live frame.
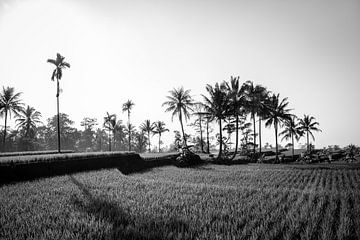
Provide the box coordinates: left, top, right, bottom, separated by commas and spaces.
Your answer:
202, 82, 229, 159
299, 115, 321, 152
264, 93, 292, 161
279, 115, 304, 161
122, 99, 135, 151
103, 112, 116, 151
140, 119, 155, 152
225, 76, 247, 160
15, 105, 42, 137
192, 104, 208, 153
0, 87, 24, 151
152, 121, 169, 152
162, 87, 195, 148
243, 81, 268, 155
47, 53, 70, 153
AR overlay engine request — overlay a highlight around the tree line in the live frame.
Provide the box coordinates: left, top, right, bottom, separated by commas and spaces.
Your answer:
1, 53, 323, 160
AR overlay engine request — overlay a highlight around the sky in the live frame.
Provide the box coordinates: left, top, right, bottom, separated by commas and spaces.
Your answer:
0, 0, 359, 149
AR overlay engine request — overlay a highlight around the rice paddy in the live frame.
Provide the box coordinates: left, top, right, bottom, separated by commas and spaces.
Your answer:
1, 162, 359, 240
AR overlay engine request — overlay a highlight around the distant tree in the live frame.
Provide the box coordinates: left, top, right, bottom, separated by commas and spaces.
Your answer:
124, 123, 136, 151
79, 117, 98, 151
45, 113, 80, 150
103, 112, 116, 151
243, 81, 268, 155
15, 105, 42, 137
122, 99, 135, 151
279, 115, 304, 161
47, 53, 70, 153
140, 119, 155, 152
133, 131, 148, 153
264, 93, 292, 161
299, 115, 321, 152
0, 86, 24, 152
94, 128, 107, 151
163, 87, 195, 148
225, 76, 247, 159
202, 82, 229, 159
152, 121, 169, 152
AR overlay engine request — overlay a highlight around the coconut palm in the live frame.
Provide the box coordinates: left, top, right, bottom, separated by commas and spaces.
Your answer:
122, 99, 135, 151
47, 53, 70, 153
140, 119, 155, 152
299, 115, 321, 152
192, 104, 208, 153
103, 112, 116, 151
264, 93, 292, 161
0, 87, 24, 151
152, 121, 169, 152
225, 76, 247, 160
202, 82, 229, 159
243, 80, 268, 155
162, 87, 195, 148
279, 115, 304, 161
15, 105, 42, 137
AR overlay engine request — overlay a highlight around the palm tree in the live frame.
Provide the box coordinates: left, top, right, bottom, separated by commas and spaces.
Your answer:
279, 115, 304, 161
140, 119, 155, 152
299, 115, 321, 152
202, 82, 229, 159
0, 87, 24, 151
243, 81, 268, 155
152, 121, 169, 152
192, 104, 208, 153
103, 112, 116, 151
47, 53, 70, 153
162, 87, 195, 148
225, 76, 247, 160
15, 105, 42, 137
122, 99, 135, 151
124, 123, 136, 151
264, 93, 292, 161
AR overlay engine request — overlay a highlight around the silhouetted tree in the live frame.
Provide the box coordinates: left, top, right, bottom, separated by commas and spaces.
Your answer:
279, 115, 303, 161
299, 115, 321, 152
0, 86, 24, 152
47, 53, 70, 153
163, 87, 194, 148
140, 119, 155, 152
152, 121, 169, 152
122, 99, 134, 151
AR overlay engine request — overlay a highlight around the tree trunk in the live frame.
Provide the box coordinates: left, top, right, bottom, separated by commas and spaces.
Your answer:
206, 118, 210, 154
2, 110, 8, 152
158, 133, 161, 152
275, 124, 279, 162
292, 133, 295, 161
56, 79, 61, 153
179, 111, 187, 148
148, 131, 151, 152
199, 114, 204, 153
259, 117, 262, 156
108, 129, 111, 151
230, 115, 239, 160
307, 131, 309, 152
218, 119, 223, 160
128, 124, 131, 151
252, 112, 256, 155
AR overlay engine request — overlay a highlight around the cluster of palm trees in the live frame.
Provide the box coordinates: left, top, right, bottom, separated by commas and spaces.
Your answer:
162, 76, 321, 161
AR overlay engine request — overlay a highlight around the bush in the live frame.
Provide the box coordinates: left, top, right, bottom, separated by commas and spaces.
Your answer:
174, 149, 202, 167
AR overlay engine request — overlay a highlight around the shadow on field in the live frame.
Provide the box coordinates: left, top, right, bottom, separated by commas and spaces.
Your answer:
69, 176, 196, 239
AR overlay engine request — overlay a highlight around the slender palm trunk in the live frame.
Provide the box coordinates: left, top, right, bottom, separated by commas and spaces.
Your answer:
108, 129, 111, 151
179, 111, 187, 147
306, 131, 309, 152
199, 115, 204, 153
275, 124, 279, 162
292, 133, 295, 161
259, 117, 262, 155
252, 112, 256, 155
148, 131, 151, 152
56, 79, 61, 153
218, 119, 223, 159
128, 112, 131, 151
206, 118, 210, 154
2, 110, 8, 152
231, 115, 239, 160
158, 133, 161, 152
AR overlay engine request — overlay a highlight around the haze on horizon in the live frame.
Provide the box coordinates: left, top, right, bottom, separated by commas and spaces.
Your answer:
0, 0, 359, 149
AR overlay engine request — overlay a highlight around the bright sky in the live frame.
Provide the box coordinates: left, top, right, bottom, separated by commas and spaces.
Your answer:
0, 0, 359, 149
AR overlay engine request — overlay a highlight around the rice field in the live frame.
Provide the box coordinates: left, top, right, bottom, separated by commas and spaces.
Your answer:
1, 162, 359, 240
